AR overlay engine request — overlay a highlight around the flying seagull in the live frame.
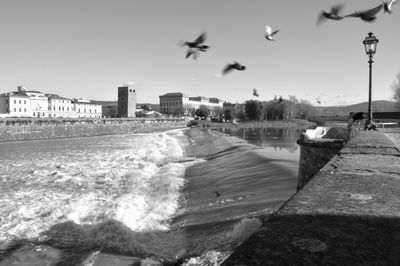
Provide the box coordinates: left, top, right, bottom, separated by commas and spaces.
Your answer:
317, 4, 345, 25
383, 0, 398, 13
180, 32, 210, 59
345, 4, 383, 22
264, 25, 279, 41
222, 62, 246, 75
253, 88, 259, 97
215, 191, 221, 198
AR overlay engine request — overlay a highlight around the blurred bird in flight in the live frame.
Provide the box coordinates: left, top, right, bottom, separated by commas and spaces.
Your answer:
180, 32, 210, 59
264, 25, 279, 41
345, 4, 383, 22
222, 62, 246, 75
317, 4, 345, 25
253, 88, 259, 97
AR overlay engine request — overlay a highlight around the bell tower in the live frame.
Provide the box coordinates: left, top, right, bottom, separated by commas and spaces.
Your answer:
117, 84, 136, 118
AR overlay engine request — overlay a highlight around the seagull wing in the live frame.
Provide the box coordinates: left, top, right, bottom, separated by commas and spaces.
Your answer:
317, 12, 327, 24
390, 0, 399, 8
270, 29, 279, 37
194, 32, 206, 45
222, 64, 233, 75
330, 3, 344, 15
185, 49, 193, 59
265, 25, 272, 35
362, 4, 383, 16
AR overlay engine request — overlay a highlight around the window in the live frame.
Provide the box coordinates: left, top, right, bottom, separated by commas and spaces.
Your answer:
5, 99, 8, 104
62, 107, 64, 111
24, 108, 26, 112
67, 107, 69, 111
43, 112, 45, 116
5, 108, 8, 112
14, 108, 16, 112
19, 108, 21, 112
24, 100, 26, 104
54, 107, 56, 111
19, 100, 21, 104
14, 100, 16, 104
33, 112, 35, 116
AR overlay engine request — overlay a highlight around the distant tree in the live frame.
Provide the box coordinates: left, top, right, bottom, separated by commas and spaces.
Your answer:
195, 105, 209, 119
190, 108, 197, 117
298, 99, 316, 120
235, 110, 246, 122
245, 100, 262, 120
213, 107, 224, 119
284, 95, 298, 120
392, 71, 400, 110
173, 106, 184, 117
224, 109, 232, 121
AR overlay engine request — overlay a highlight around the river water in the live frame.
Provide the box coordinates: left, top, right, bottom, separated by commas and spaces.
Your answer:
0, 126, 302, 265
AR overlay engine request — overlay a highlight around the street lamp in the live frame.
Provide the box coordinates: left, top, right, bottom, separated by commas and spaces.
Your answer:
362, 32, 379, 130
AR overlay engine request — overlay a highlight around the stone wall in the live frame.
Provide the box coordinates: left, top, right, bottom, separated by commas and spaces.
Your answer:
0, 118, 187, 142
296, 138, 345, 190
296, 126, 347, 190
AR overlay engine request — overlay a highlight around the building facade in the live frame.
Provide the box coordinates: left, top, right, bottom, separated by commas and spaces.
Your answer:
48, 94, 74, 118
73, 98, 102, 118
159, 92, 224, 115
25, 89, 49, 117
117, 85, 136, 118
0, 92, 31, 117
0, 86, 102, 118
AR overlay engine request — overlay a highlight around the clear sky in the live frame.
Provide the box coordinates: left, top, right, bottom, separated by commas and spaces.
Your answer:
0, 0, 399, 106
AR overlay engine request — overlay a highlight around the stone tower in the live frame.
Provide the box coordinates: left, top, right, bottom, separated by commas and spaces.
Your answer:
117, 85, 136, 118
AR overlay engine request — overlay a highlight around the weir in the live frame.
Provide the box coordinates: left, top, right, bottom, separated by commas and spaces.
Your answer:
221, 129, 400, 265
0, 117, 187, 141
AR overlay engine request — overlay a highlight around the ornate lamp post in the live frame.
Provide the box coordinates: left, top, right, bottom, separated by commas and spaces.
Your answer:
362, 32, 379, 130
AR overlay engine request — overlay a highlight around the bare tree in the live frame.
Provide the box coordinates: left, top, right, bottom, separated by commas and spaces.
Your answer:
392, 71, 400, 110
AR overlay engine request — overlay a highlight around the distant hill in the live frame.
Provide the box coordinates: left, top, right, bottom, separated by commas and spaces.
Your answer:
314, 100, 398, 116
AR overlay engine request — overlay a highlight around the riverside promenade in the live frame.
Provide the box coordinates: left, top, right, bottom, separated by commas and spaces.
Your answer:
222, 129, 400, 265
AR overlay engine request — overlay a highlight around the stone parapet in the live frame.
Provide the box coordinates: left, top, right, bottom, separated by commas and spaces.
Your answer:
221, 130, 400, 265
296, 126, 347, 190
296, 138, 345, 191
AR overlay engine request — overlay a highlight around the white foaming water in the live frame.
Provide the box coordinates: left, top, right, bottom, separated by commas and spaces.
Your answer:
0, 130, 194, 246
